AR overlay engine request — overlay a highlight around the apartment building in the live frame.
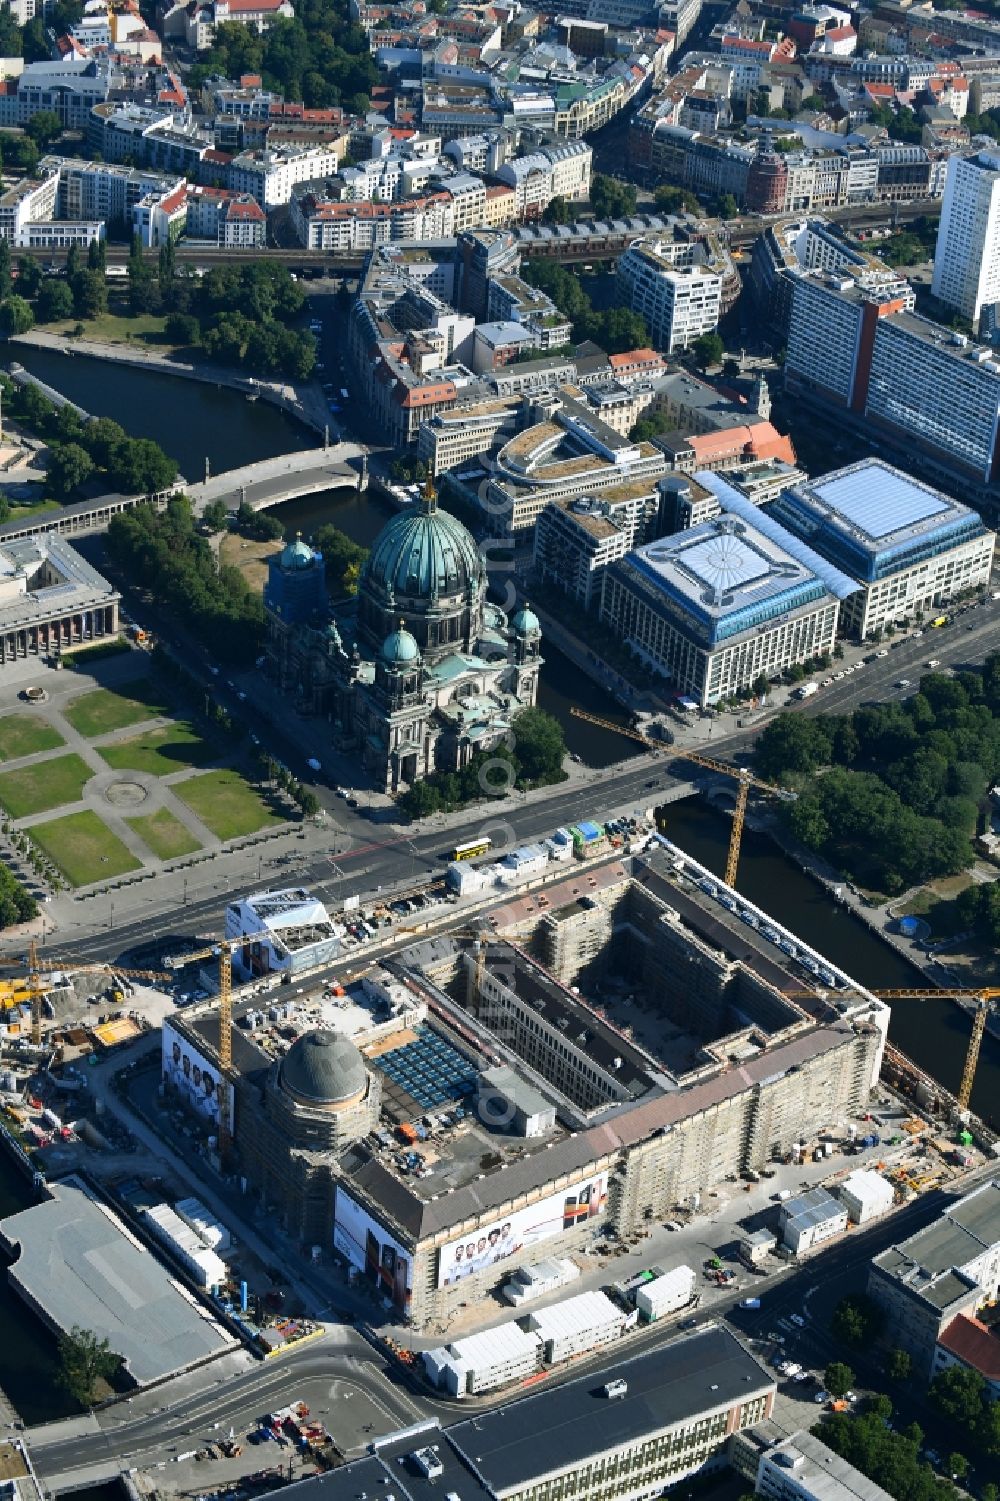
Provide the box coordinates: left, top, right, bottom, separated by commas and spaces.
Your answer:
932, 149, 1000, 330
533, 488, 654, 608
785, 272, 1000, 498
768, 460, 996, 639
868, 1179, 1000, 1375
617, 236, 725, 352
227, 143, 342, 207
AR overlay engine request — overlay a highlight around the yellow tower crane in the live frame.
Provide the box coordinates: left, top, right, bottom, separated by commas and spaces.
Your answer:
569, 707, 786, 886
166, 939, 243, 1157
788, 987, 1000, 1112
0, 940, 172, 1045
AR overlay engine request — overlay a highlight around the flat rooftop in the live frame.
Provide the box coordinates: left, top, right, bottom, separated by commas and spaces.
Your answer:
448, 1324, 773, 1493
761, 1430, 894, 1501
0, 1176, 233, 1385
770, 459, 986, 582
618, 511, 832, 646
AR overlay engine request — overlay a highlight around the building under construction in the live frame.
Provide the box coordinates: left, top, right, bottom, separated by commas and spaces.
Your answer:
161, 846, 888, 1329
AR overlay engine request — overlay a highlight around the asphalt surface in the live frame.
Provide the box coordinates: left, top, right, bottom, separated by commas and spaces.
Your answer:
27, 1328, 436, 1479
39, 596, 1000, 969
27, 1158, 1000, 1485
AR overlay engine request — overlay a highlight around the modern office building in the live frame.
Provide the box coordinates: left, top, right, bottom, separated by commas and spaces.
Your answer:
868, 1178, 1000, 1374
280, 1328, 775, 1501
932, 150, 1000, 331
598, 489, 854, 706
485, 398, 667, 536
767, 460, 996, 638
533, 488, 657, 609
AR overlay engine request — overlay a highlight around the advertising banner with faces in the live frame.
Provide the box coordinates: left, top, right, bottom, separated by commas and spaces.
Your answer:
436, 1172, 608, 1287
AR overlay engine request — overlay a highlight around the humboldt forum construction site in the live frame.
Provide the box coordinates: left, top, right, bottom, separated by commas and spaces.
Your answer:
143, 830, 899, 1333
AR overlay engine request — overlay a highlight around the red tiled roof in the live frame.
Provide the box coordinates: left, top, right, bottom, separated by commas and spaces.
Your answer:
224, 198, 266, 221
939, 1316, 1000, 1381
609, 348, 664, 369
160, 185, 188, 213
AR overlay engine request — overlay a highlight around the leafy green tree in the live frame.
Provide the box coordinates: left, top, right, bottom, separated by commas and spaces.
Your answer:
589, 173, 638, 218
886, 1349, 912, 1382
512, 707, 566, 783
107, 437, 177, 495
36, 277, 75, 323
0, 862, 36, 929
832, 1294, 885, 1349
542, 195, 571, 225
0, 238, 10, 302
0, 492, 10, 523
87, 238, 106, 273
314, 524, 369, 596
717, 192, 740, 219
0, 295, 33, 337
25, 109, 62, 148
299, 789, 320, 816
654, 184, 700, 213
692, 332, 724, 369
398, 780, 442, 818
202, 499, 230, 532
947, 1453, 967, 1482
929, 1365, 986, 1428
47, 442, 94, 497
58, 1326, 121, 1406
825, 1362, 855, 1398
71, 268, 107, 320
15, 256, 40, 299
165, 311, 201, 346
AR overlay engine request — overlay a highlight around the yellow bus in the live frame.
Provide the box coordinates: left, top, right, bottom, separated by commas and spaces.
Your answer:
450, 837, 492, 862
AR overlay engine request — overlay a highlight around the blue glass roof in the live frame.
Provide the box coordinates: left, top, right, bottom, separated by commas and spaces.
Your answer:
759, 460, 987, 585
810, 465, 949, 538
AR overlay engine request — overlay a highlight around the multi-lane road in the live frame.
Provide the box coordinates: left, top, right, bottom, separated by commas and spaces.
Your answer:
43, 595, 1000, 971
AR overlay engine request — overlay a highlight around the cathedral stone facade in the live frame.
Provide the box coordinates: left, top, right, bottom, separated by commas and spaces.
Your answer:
264, 496, 542, 792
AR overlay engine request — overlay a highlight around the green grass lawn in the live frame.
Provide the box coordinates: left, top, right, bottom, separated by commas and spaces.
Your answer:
30, 810, 141, 886
99, 722, 216, 777
44, 310, 177, 347
0, 752, 92, 817
174, 769, 284, 840
126, 807, 202, 860
4, 500, 63, 524
0, 714, 65, 761
64, 679, 173, 738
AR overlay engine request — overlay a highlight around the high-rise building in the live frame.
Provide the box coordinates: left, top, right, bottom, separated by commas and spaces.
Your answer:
785, 272, 1000, 504
932, 150, 1000, 331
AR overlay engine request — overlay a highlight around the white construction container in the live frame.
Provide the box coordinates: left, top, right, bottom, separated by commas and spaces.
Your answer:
502, 1256, 580, 1308
446, 861, 492, 896
422, 1321, 542, 1396
142, 1204, 227, 1289
837, 1169, 894, 1225
525, 1290, 626, 1365
175, 1196, 232, 1252
635, 1264, 696, 1321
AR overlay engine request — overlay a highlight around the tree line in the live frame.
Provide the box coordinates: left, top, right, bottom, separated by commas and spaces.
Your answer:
399, 709, 567, 818
187, 2, 377, 112
519, 258, 650, 355
106, 497, 265, 665
754, 659, 1000, 893
0, 372, 177, 500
